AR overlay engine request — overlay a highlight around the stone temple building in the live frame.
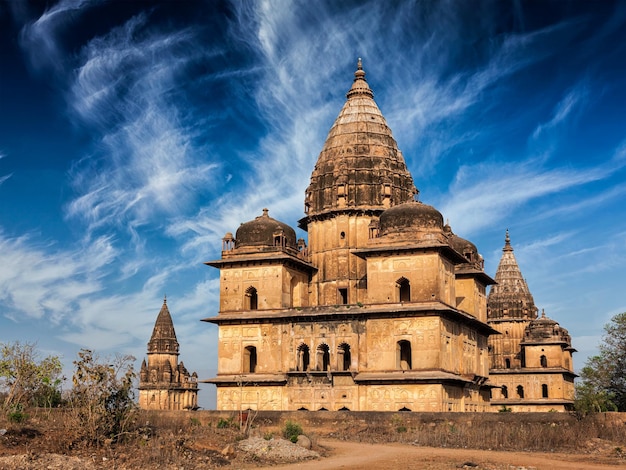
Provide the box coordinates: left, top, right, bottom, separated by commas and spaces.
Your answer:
139, 298, 199, 410
487, 231, 576, 411
202, 60, 504, 412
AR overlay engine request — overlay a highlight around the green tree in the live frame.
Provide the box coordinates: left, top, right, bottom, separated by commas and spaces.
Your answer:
0, 341, 63, 412
576, 312, 626, 412
68, 349, 137, 445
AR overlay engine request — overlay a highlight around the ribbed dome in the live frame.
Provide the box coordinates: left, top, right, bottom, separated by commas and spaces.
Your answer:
524, 310, 572, 345
235, 208, 297, 249
304, 59, 417, 217
379, 201, 443, 237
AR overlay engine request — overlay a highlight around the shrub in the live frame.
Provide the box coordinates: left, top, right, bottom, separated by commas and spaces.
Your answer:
7, 404, 27, 423
217, 417, 233, 429
67, 349, 137, 445
283, 420, 303, 443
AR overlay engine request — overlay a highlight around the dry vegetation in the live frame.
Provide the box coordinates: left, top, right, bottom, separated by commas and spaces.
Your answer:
1, 409, 626, 469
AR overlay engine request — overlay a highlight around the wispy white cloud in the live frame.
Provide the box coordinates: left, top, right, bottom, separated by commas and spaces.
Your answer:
0, 174, 12, 186
531, 85, 587, 142
20, 0, 101, 73
440, 157, 617, 235
0, 232, 115, 323
65, 14, 222, 235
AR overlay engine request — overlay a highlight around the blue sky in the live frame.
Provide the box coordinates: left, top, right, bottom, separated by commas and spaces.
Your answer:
1, 0, 625, 409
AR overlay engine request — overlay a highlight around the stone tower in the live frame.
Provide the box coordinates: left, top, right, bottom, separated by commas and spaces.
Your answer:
487, 232, 576, 411
204, 61, 497, 412
301, 58, 418, 306
487, 230, 538, 369
139, 298, 199, 410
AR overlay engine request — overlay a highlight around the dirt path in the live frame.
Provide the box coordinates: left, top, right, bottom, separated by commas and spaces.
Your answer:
270, 439, 625, 470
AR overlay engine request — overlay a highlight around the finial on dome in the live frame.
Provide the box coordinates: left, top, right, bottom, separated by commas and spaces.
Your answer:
354, 58, 366, 81
163, 294, 167, 304
262, 208, 269, 217
347, 58, 372, 99
503, 229, 513, 252
541, 308, 546, 318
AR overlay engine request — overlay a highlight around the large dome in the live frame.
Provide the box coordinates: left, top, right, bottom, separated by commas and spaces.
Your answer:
235, 209, 297, 249
378, 201, 444, 237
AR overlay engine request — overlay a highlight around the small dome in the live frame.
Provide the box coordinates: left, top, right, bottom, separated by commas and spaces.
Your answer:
524, 310, 571, 343
235, 208, 297, 249
449, 233, 478, 261
379, 201, 444, 237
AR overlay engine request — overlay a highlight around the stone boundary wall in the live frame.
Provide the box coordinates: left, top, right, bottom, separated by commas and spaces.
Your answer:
144, 409, 626, 433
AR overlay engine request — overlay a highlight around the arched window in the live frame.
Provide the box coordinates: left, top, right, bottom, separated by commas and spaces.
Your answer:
542, 384, 549, 398
540, 355, 547, 367
245, 286, 258, 310
338, 343, 351, 371
501, 386, 508, 399
297, 344, 310, 371
397, 277, 410, 302
397, 340, 412, 370
243, 346, 257, 373
317, 344, 330, 371
505, 358, 511, 369
517, 385, 524, 399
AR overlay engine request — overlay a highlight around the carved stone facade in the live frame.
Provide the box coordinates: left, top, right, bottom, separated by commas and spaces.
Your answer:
487, 232, 576, 411
139, 299, 199, 410
203, 61, 500, 412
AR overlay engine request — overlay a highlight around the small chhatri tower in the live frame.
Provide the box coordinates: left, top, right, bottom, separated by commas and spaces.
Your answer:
487, 231, 576, 411
203, 60, 498, 412
139, 298, 199, 410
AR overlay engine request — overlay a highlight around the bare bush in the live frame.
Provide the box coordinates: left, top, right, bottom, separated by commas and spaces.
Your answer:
66, 349, 137, 446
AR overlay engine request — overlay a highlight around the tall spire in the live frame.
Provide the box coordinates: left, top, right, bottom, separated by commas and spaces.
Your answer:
303, 60, 417, 218
487, 231, 537, 320
148, 297, 179, 355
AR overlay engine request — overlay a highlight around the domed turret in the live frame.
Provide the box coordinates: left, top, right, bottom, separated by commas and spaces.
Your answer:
524, 309, 572, 345
235, 208, 297, 250
447, 229, 482, 266
378, 201, 444, 238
